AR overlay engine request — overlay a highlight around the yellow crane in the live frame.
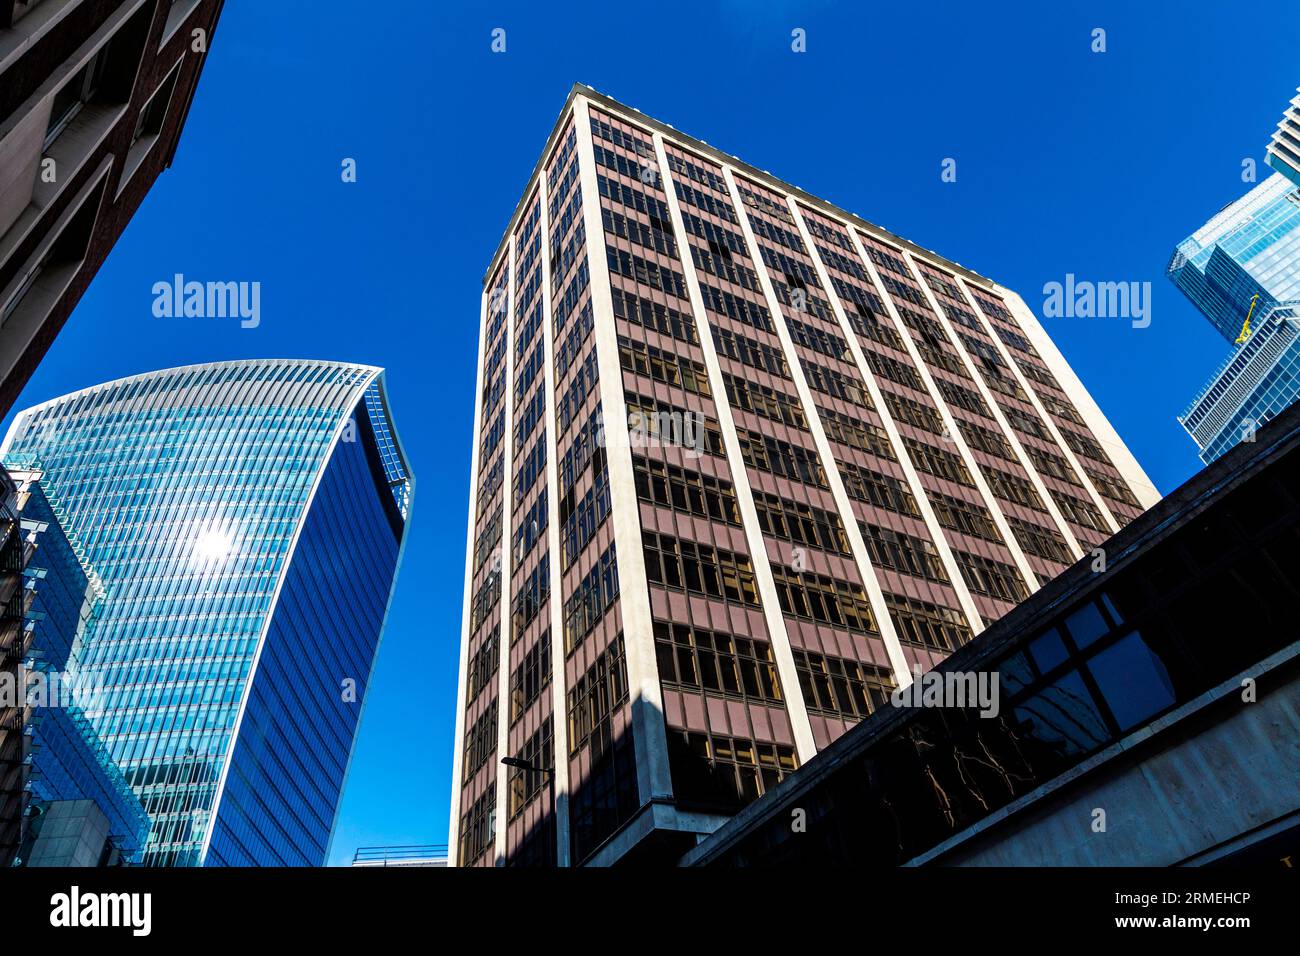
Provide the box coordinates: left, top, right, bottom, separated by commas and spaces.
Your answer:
1236, 294, 1262, 345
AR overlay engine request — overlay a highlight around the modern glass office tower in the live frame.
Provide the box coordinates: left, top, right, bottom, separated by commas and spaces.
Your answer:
0, 359, 414, 866
1168, 172, 1300, 462
1167, 173, 1300, 345
451, 85, 1159, 868
1180, 301, 1300, 462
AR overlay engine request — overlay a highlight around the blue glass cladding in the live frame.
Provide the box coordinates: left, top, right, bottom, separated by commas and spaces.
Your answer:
28, 707, 151, 860
21, 478, 148, 860
1, 361, 411, 866
22, 480, 95, 672
1167, 173, 1300, 344
205, 398, 402, 866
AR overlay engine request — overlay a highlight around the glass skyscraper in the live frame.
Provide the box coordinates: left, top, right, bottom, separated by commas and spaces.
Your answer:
1167, 173, 1300, 345
1168, 172, 1300, 462
0, 359, 413, 866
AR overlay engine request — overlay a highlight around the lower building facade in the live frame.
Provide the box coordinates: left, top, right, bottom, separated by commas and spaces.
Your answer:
684, 398, 1300, 867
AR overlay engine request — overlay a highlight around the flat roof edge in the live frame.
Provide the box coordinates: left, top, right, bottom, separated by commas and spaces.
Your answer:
482, 83, 998, 293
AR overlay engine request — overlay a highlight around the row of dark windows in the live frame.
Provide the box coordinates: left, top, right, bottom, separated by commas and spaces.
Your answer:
602, 206, 677, 257
556, 347, 599, 436
956, 550, 1029, 603
624, 391, 725, 457
838, 459, 921, 516
618, 335, 711, 396
770, 563, 877, 634
691, 243, 762, 291
469, 567, 501, 634
510, 630, 551, 724
611, 286, 697, 345
739, 186, 797, 227
458, 789, 495, 867
567, 633, 629, 757
930, 490, 1003, 543
956, 416, 1016, 461
554, 299, 594, 381
905, 436, 975, 487
674, 180, 738, 223
606, 247, 688, 298
1007, 515, 1074, 564
597, 173, 673, 224
560, 466, 611, 570
724, 373, 807, 429
514, 436, 546, 509
886, 592, 972, 651
563, 545, 620, 654
462, 699, 498, 783
713, 325, 789, 378
632, 455, 741, 525
786, 316, 848, 363
698, 282, 774, 333
655, 621, 783, 704
803, 360, 872, 408
513, 489, 548, 564
507, 716, 554, 821
643, 531, 761, 607
883, 389, 945, 436
667, 729, 798, 814
1051, 489, 1110, 533
864, 348, 927, 393
859, 522, 948, 583
793, 647, 893, 721
818, 405, 896, 460
511, 553, 551, 644
559, 413, 603, 495
467, 624, 499, 705
981, 463, 1048, 512
736, 428, 828, 488
753, 490, 851, 556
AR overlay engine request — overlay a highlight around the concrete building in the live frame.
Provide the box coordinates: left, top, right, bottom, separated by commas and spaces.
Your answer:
450, 84, 1160, 867
0, 0, 225, 416
0, 471, 32, 866
684, 396, 1300, 868
351, 845, 449, 868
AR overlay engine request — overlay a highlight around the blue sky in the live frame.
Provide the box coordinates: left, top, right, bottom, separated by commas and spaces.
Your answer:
5, 0, 1297, 864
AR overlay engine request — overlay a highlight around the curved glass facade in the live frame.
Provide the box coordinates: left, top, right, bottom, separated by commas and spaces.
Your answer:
1, 360, 413, 866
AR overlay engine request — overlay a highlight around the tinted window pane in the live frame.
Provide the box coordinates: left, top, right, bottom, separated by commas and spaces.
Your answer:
1028, 628, 1069, 673
1086, 631, 1176, 731
1064, 601, 1108, 648
1012, 669, 1109, 758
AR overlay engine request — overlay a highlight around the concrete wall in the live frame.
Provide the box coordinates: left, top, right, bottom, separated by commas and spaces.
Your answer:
933, 658, 1300, 866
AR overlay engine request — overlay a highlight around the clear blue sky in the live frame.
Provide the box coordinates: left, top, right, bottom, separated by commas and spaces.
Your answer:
4, 1, 1297, 865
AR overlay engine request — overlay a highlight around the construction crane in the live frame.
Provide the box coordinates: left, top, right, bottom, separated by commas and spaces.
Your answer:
1235, 293, 1262, 345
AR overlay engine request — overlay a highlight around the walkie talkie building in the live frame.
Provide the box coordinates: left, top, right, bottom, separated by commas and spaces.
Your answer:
0, 359, 413, 866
